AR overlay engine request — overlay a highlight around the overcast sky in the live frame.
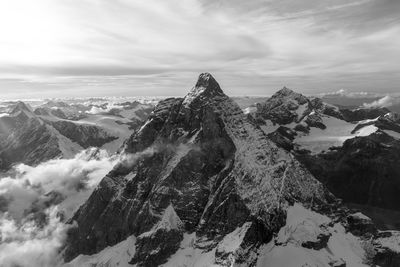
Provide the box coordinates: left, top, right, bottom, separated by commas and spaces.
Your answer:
0, 0, 399, 99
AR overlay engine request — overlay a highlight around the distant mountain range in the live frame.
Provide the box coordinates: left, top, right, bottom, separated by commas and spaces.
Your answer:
0, 100, 154, 170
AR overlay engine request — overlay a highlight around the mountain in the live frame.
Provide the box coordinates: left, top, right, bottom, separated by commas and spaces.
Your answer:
250, 88, 400, 226
251, 88, 400, 154
0, 102, 120, 170
62, 74, 400, 267
0, 102, 66, 169
296, 131, 400, 213
254, 87, 343, 126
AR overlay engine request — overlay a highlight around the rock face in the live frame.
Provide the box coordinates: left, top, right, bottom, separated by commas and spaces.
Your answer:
63, 73, 334, 264
296, 132, 400, 211
0, 101, 120, 170
129, 205, 184, 266
0, 103, 62, 169
49, 120, 117, 148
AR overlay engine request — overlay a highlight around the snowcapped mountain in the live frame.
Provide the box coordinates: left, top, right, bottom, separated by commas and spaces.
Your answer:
0, 100, 155, 170
249, 87, 400, 154
247, 87, 400, 228
61, 74, 400, 267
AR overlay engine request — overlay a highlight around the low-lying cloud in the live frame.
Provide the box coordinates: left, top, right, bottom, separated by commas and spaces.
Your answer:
0, 141, 200, 266
0, 207, 67, 267
363, 95, 400, 109
0, 148, 118, 267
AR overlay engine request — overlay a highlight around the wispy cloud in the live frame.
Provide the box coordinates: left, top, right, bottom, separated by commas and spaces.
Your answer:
0, 0, 399, 98
0, 148, 117, 267
363, 95, 400, 108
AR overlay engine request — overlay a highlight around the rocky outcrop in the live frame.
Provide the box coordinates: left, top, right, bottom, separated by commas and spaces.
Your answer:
347, 212, 377, 237
255, 87, 309, 125
63, 73, 334, 264
129, 205, 184, 266
0, 105, 62, 169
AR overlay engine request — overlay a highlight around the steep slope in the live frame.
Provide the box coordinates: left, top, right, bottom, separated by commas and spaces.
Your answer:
0, 102, 63, 169
251, 87, 400, 218
63, 73, 334, 265
0, 102, 120, 170
296, 131, 400, 212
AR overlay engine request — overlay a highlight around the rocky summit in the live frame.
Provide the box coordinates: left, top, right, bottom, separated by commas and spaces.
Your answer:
63, 73, 334, 265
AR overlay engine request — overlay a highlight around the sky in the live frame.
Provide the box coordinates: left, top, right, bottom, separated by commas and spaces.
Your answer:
0, 0, 399, 99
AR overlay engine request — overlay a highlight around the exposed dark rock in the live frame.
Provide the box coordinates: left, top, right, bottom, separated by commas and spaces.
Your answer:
301, 230, 331, 250
255, 87, 308, 124
0, 112, 62, 169
305, 113, 326, 129
295, 132, 400, 211
294, 123, 310, 133
347, 212, 377, 237
267, 126, 297, 151
129, 205, 184, 267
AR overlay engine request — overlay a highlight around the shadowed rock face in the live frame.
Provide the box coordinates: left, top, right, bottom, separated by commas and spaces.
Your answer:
0, 105, 62, 169
0, 102, 119, 170
63, 73, 334, 264
50, 120, 117, 148
340, 107, 391, 122
296, 132, 400, 211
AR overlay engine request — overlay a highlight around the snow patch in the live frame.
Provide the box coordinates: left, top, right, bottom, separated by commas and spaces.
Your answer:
257, 203, 368, 267
65, 235, 136, 267
162, 233, 218, 267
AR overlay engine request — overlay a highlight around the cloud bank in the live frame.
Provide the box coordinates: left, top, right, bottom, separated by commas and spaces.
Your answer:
363, 95, 400, 109
0, 148, 118, 267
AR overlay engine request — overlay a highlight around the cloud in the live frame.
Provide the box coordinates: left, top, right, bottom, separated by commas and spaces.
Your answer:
0, 148, 119, 267
318, 89, 384, 98
0, 207, 68, 267
0, 0, 399, 98
0, 143, 195, 266
119, 143, 196, 169
363, 95, 400, 108
0, 148, 118, 221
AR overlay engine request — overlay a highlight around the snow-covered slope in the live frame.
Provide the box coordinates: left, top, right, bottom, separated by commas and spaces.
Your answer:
64, 202, 400, 267
251, 87, 400, 154
257, 204, 368, 267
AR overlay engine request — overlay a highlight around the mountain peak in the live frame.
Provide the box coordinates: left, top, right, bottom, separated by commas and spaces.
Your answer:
183, 73, 225, 106
11, 101, 33, 115
275, 86, 297, 97
195, 72, 218, 88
